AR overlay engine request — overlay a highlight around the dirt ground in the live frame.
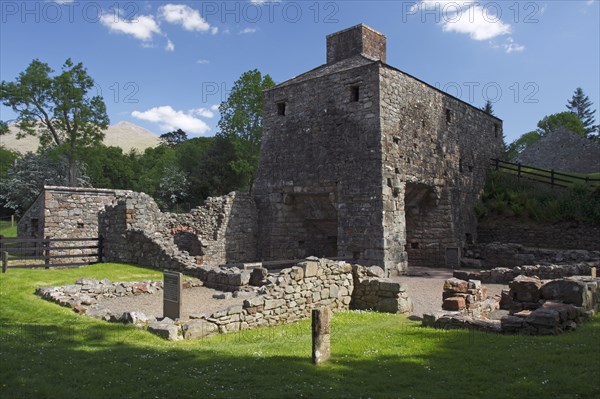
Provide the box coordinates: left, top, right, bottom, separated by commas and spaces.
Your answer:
393, 267, 507, 317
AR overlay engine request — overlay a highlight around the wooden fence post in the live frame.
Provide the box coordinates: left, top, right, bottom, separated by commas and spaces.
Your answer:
517, 163, 522, 178
550, 169, 555, 187
44, 236, 50, 269
494, 158, 499, 171
2, 251, 7, 273
98, 235, 104, 263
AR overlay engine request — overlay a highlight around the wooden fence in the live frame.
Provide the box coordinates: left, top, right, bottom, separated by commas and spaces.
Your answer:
490, 159, 600, 188
0, 236, 104, 273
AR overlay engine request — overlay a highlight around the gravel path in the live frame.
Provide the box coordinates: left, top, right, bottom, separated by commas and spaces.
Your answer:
392, 267, 507, 317
97, 286, 256, 320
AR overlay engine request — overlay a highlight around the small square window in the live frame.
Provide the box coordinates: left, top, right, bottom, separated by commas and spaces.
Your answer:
494, 123, 499, 138
445, 109, 452, 124
350, 86, 360, 102
77, 222, 84, 229
277, 102, 286, 116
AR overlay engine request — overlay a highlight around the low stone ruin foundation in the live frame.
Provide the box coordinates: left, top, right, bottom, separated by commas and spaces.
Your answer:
36, 258, 413, 340
423, 274, 600, 335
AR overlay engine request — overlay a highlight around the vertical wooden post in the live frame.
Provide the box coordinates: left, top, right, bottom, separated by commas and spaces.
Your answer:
517, 163, 522, 178
98, 235, 104, 263
494, 158, 499, 171
550, 169, 555, 187
44, 236, 50, 269
312, 307, 331, 365
591, 267, 597, 279
2, 251, 7, 273
10, 215, 14, 227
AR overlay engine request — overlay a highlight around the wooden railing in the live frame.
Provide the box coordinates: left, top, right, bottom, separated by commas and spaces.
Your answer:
490, 159, 600, 188
0, 236, 104, 273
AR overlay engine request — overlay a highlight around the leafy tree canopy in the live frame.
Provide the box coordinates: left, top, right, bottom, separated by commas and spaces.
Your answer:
536, 111, 586, 137
217, 69, 275, 191
0, 151, 89, 216
0, 58, 109, 185
159, 128, 188, 147
566, 87, 598, 136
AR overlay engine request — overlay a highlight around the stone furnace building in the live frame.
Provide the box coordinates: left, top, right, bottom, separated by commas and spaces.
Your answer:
253, 24, 504, 274
17, 24, 503, 276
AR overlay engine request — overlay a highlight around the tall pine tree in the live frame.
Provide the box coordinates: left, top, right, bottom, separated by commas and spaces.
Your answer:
566, 87, 598, 137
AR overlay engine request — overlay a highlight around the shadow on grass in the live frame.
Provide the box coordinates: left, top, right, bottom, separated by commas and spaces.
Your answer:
1, 315, 599, 399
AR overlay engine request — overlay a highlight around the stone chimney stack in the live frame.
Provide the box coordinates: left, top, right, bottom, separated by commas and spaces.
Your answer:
326, 24, 387, 64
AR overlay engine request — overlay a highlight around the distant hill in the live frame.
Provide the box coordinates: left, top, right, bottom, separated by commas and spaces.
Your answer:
0, 121, 159, 153
513, 127, 600, 174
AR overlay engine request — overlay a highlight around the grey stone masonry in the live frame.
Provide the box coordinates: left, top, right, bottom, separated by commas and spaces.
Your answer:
255, 24, 503, 275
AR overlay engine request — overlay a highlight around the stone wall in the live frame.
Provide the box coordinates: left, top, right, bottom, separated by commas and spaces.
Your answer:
351, 265, 413, 313
256, 24, 503, 275
98, 191, 258, 270
36, 258, 414, 340
513, 127, 600, 174
169, 192, 258, 266
477, 222, 600, 252
455, 263, 598, 285
17, 186, 126, 262
255, 57, 385, 268
379, 65, 504, 270
462, 242, 600, 270
500, 275, 600, 335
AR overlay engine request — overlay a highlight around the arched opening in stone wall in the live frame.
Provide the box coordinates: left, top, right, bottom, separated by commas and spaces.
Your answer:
173, 230, 204, 257
404, 182, 443, 268
289, 193, 338, 259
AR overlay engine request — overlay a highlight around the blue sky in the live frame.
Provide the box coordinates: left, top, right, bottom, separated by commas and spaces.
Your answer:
1, 0, 598, 144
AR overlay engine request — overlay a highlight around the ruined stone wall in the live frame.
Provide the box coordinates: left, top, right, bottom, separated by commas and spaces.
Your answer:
379, 66, 504, 269
100, 191, 257, 270
477, 222, 600, 251
17, 186, 122, 240
17, 191, 45, 240
99, 191, 195, 271
255, 59, 385, 267
169, 192, 258, 266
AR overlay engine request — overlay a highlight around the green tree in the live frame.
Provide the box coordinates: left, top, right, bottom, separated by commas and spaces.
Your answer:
159, 128, 188, 147
0, 58, 109, 186
0, 146, 18, 180
506, 131, 542, 160
481, 99, 494, 115
217, 69, 275, 192
0, 152, 89, 216
80, 144, 135, 189
536, 112, 586, 137
566, 87, 598, 136
157, 164, 190, 210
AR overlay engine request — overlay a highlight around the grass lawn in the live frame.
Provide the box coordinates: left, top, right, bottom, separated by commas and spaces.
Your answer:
0, 220, 17, 238
1, 263, 599, 398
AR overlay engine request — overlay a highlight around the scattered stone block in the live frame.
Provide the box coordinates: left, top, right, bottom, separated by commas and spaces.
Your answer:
509, 275, 542, 302
148, 320, 180, 341
443, 296, 466, 311
443, 278, 468, 294
182, 320, 218, 340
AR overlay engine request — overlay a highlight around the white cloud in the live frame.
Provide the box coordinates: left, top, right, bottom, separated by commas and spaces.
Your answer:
440, 5, 511, 40
210, 104, 219, 111
587, 0, 594, 5
411, 1, 512, 41
165, 39, 175, 51
52, 0, 75, 4
193, 108, 216, 118
503, 38, 525, 54
240, 27, 257, 34
132, 106, 211, 135
196, 59, 210, 64
158, 4, 217, 34
100, 12, 161, 42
